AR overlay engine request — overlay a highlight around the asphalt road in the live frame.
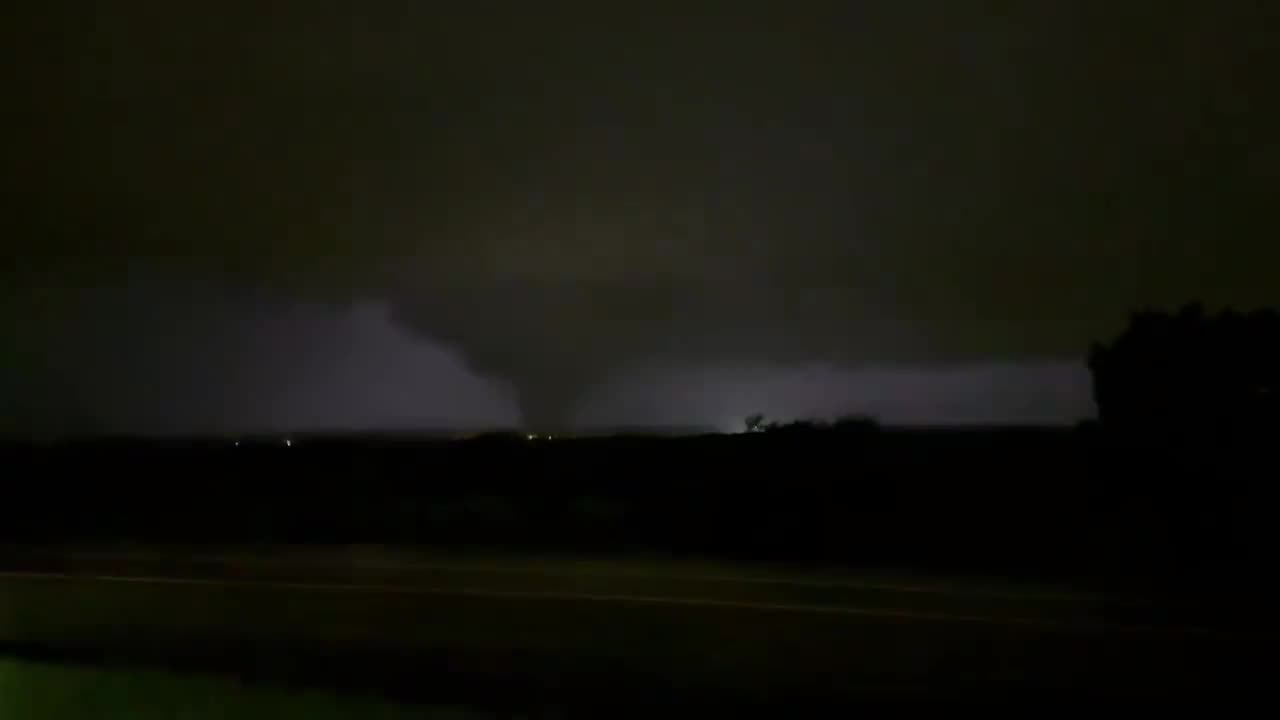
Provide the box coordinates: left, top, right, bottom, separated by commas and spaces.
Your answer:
0, 548, 1252, 704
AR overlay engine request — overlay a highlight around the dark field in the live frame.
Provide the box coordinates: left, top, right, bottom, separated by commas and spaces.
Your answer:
0, 428, 1270, 708
3, 429, 1273, 594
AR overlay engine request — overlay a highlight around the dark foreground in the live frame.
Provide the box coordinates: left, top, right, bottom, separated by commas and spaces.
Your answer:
4, 429, 1272, 595
0, 548, 1256, 711
1, 428, 1270, 708
0, 658, 465, 720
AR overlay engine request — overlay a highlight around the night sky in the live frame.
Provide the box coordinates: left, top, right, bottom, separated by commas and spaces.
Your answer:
3, 2, 1277, 435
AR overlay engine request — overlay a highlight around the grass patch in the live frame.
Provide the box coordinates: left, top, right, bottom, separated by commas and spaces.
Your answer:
0, 658, 483, 719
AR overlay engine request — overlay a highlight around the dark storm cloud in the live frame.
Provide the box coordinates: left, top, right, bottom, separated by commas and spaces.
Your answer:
4, 2, 1278, 429
2, 273, 515, 435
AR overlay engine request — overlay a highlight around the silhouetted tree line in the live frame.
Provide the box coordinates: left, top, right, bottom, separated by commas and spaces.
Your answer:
1090, 304, 1280, 434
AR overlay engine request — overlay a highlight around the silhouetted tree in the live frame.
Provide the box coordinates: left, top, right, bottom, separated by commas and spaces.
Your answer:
764, 419, 827, 434
1089, 304, 1280, 433
743, 413, 767, 433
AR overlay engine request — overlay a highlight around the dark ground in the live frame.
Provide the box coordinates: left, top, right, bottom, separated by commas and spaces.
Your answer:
0, 548, 1255, 710
0, 428, 1270, 709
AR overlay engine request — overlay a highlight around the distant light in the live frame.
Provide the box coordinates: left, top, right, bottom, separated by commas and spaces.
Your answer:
527, 434, 536, 440
285, 439, 292, 447
234, 441, 239, 447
